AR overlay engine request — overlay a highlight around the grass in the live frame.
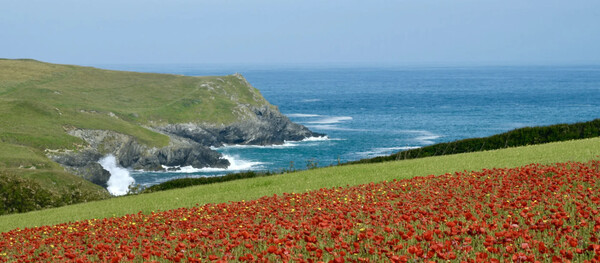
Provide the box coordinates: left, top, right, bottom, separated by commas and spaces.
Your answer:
0, 142, 108, 195
0, 59, 271, 151
0, 59, 273, 197
0, 59, 269, 128
0, 136, 598, 233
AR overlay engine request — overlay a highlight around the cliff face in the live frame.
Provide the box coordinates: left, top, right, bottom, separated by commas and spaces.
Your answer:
50, 105, 322, 188
159, 106, 322, 146
48, 128, 230, 187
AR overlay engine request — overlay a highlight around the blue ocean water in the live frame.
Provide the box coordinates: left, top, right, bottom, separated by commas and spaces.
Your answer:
96, 64, 600, 187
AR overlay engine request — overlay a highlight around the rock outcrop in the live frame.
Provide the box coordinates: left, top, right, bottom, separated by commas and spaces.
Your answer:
50, 150, 111, 188
159, 106, 323, 146
49, 105, 322, 188
49, 129, 229, 187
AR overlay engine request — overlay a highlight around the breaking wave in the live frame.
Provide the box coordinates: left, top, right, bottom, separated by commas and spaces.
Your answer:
355, 146, 421, 158
214, 136, 333, 149
307, 125, 366, 132
301, 99, 322, 102
161, 154, 264, 173
300, 136, 331, 141
98, 155, 135, 196
306, 116, 353, 124
395, 130, 442, 145
287, 113, 321, 117
413, 133, 441, 145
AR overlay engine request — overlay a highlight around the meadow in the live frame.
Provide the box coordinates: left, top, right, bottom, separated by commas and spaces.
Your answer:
0, 137, 598, 233
0, 140, 599, 262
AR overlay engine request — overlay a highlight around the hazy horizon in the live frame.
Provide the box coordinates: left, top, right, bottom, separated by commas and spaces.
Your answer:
5, 59, 600, 69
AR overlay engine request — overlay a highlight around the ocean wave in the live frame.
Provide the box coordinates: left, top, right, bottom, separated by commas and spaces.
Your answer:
376, 146, 421, 151
300, 136, 331, 141
306, 116, 353, 124
215, 136, 333, 149
287, 113, 321, 118
394, 130, 441, 145
413, 133, 441, 145
161, 154, 265, 173
394, 129, 430, 134
217, 141, 299, 149
355, 146, 421, 158
307, 124, 366, 132
301, 99, 322, 102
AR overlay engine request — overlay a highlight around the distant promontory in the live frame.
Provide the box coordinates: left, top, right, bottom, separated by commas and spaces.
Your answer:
0, 59, 322, 199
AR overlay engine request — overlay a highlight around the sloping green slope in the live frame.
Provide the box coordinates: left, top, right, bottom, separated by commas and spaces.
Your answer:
0, 59, 274, 209
0, 59, 270, 148
1, 137, 598, 232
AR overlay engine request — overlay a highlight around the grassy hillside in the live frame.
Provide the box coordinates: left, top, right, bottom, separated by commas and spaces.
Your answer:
1, 137, 598, 232
0, 59, 271, 150
0, 59, 274, 206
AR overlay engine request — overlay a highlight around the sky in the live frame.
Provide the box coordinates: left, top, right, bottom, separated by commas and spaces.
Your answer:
1, 0, 600, 66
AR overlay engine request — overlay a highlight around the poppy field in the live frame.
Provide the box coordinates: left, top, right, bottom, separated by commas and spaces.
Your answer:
1, 160, 599, 262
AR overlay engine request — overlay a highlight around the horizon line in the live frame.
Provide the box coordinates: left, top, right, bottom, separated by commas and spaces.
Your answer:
4, 58, 600, 69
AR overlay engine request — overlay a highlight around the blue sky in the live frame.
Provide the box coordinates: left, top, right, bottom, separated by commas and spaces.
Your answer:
2, 0, 599, 65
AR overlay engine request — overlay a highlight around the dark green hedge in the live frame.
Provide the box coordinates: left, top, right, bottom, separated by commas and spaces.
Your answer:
143, 171, 275, 193
348, 118, 600, 165
0, 174, 104, 215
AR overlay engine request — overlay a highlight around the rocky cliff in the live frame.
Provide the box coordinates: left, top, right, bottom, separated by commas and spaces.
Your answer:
49, 105, 322, 188
159, 106, 321, 146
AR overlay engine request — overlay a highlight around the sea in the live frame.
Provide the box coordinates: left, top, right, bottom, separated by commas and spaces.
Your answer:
95, 64, 600, 188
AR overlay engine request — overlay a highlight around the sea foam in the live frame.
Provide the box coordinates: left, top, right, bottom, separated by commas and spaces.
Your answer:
161, 154, 264, 173
300, 136, 331, 141
98, 155, 135, 196
287, 113, 321, 118
215, 136, 332, 149
396, 130, 442, 145
356, 146, 420, 158
413, 131, 441, 145
306, 116, 353, 124
306, 124, 366, 132
161, 137, 332, 173
301, 99, 322, 102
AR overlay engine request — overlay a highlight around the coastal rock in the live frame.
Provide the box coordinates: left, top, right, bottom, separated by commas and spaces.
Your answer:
48, 129, 229, 188
78, 163, 112, 188
48, 105, 320, 189
50, 150, 111, 188
159, 106, 324, 146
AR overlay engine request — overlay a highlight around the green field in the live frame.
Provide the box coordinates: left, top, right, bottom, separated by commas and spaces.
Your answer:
0, 59, 274, 205
1, 137, 597, 233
